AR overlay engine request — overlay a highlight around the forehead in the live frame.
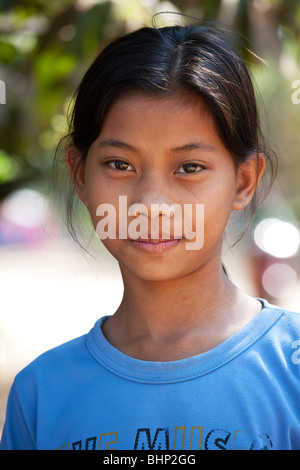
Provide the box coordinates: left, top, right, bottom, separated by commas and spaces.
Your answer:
98, 90, 220, 147
104, 89, 210, 120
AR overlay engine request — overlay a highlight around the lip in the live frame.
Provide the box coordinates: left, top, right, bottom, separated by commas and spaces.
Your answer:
129, 238, 182, 253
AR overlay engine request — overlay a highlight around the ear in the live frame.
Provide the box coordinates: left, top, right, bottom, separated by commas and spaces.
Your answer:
65, 145, 88, 207
233, 153, 266, 211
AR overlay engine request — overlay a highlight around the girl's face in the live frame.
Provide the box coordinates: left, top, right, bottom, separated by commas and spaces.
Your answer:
71, 91, 261, 282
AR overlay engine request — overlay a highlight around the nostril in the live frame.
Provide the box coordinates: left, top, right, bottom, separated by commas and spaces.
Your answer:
148, 203, 177, 218
128, 203, 148, 218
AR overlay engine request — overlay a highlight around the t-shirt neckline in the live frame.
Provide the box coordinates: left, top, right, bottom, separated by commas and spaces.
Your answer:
86, 298, 283, 384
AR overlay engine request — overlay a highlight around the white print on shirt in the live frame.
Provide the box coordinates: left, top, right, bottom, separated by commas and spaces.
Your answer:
292, 340, 300, 364
56, 425, 273, 450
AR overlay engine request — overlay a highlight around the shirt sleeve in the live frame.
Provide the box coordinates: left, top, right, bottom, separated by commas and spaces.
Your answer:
0, 382, 36, 450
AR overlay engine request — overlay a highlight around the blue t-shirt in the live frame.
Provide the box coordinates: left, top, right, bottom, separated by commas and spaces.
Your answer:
1, 299, 300, 450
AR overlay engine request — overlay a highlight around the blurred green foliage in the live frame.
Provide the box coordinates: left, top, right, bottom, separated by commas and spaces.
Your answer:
0, 0, 300, 220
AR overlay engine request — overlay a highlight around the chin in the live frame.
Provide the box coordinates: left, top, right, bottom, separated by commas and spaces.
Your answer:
120, 261, 196, 283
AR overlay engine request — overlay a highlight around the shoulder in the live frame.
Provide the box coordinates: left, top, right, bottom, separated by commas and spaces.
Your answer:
281, 305, 300, 324
14, 324, 98, 391
25, 333, 87, 368
276, 305, 300, 350
262, 298, 300, 336
258, 299, 300, 365
260, 298, 300, 323
265, 300, 300, 332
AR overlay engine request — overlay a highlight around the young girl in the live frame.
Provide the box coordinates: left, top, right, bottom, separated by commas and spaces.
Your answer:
1, 24, 299, 451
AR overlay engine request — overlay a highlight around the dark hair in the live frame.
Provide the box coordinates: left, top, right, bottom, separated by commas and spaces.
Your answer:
55, 24, 277, 243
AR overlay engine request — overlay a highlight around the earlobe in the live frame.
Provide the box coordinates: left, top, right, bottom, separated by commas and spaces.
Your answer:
233, 153, 266, 211
65, 145, 88, 207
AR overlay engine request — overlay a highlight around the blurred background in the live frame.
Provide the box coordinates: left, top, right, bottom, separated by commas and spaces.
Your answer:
1, 0, 300, 435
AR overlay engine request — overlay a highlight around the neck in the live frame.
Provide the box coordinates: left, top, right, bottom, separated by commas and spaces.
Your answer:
117, 260, 235, 338
100, 253, 263, 362
100, 230, 264, 361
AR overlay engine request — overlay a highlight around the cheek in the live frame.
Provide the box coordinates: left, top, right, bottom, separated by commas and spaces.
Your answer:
201, 183, 237, 237
84, 176, 115, 225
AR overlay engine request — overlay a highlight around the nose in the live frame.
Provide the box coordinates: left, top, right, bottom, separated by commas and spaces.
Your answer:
127, 171, 180, 239
130, 171, 176, 217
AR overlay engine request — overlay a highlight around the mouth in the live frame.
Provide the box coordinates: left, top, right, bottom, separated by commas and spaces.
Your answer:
129, 237, 183, 253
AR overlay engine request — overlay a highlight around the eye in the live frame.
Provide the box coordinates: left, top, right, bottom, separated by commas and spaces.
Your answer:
176, 163, 205, 174
106, 160, 134, 171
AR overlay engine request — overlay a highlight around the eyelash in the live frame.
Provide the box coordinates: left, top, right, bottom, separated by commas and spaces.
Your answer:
176, 163, 205, 174
104, 160, 205, 174
105, 160, 134, 171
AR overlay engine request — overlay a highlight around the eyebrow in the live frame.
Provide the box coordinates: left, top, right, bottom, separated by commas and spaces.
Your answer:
172, 142, 216, 153
97, 139, 216, 153
97, 139, 136, 151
